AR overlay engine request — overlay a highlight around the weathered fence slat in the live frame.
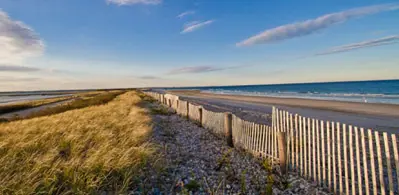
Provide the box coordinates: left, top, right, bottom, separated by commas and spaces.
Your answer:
250, 122, 253, 152
383, 133, 394, 195
326, 121, 331, 189
375, 131, 385, 195
261, 124, 266, 158
272, 108, 276, 159
332, 122, 337, 193
361, 128, 369, 195
284, 111, 292, 164
343, 124, 349, 195
267, 124, 271, 157
303, 117, 307, 177
295, 114, 299, 170
307, 118, 311, 180
252, 123, 256, 154
312, 119, 316, 182
369, 129, 377, 195
256, 124, 262, 156
316, 121, 328, 185
355, 127, 363, 195
392, 134, 399, 193
276, 120, 279, 159
337, 122, 343, 193
299, 116, 303, 176
349, 125, 355, 195
255, 122, 256, 154
290, 114, 294, 170
321, 120, 326, 187
243, 121, 247, 150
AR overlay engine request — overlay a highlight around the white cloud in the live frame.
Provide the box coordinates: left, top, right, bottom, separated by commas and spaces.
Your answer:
181, 20, 214, 34
0, 10, 44, 65
316, 35, 399, 55
106, 0, 161, 6
177, 11, 195, 18
237, 3, 399, 47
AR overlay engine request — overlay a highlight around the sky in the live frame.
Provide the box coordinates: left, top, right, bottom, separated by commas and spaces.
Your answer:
0, 0, 399, 91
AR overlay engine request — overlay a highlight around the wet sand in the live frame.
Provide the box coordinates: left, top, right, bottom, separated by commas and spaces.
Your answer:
170, 90, 399, 133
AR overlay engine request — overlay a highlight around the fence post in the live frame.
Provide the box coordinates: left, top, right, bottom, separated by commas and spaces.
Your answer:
199, 107, 203, 127
224, 112, 234, 147
278, 132, 287, 174
168, 99, 171, 107
186, 101, 190, 119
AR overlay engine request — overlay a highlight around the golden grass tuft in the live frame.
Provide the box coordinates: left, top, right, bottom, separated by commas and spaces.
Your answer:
0, 91, 154, 194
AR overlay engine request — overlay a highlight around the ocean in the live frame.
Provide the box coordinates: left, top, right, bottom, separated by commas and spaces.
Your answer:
168, 79, 399, 105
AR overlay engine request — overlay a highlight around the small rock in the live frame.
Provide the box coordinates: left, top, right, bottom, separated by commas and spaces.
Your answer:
152, 188, 160, 195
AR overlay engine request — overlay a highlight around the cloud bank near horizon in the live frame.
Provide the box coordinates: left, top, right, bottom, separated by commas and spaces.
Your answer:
237, 3, 399, 47
0, 10, 44, 65
315, 35, 399, 55
0, 65, 41, 72
167, 65, 247, 75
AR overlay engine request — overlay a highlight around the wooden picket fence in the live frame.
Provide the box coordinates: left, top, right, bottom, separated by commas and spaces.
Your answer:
143, 91, 399, 195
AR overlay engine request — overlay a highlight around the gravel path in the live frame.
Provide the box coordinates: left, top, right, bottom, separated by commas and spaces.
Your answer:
137, 103, 330, 195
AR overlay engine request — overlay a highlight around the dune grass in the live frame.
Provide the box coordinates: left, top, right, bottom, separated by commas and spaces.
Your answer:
0, 91, 155, 194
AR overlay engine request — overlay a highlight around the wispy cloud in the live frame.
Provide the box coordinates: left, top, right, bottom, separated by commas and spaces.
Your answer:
0, 65, 41, 72
167, 65, 246, 75
0, 10, 44, 64
237, 3, 399, 47
0, 76, 40, 82
315, 35, 399, 56
181, 20, 214, 34
138, 76, 161, 80
106, 0, 161, 6
177, 11, 195, 18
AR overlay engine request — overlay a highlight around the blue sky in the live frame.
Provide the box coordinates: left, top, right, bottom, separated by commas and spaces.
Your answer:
0, 0, 398, 91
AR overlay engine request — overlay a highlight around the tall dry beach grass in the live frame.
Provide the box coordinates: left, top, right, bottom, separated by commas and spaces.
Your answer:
0, 91, 154, 194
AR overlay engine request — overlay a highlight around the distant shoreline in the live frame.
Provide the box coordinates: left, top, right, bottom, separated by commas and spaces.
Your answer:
0, 94, 72, 105
170, 90, 399, 118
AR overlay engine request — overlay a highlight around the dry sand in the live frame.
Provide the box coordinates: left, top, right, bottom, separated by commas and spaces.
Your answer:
170, 90, 399, 133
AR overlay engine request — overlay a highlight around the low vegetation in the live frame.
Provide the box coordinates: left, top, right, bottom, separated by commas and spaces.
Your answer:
0, 96, 72, 115
0, 91, 155, 194
0, 91, 125, 123
24, 91, 125, 119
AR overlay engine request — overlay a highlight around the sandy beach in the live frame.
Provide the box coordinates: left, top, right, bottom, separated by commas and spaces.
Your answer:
170, 90, 399, 133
